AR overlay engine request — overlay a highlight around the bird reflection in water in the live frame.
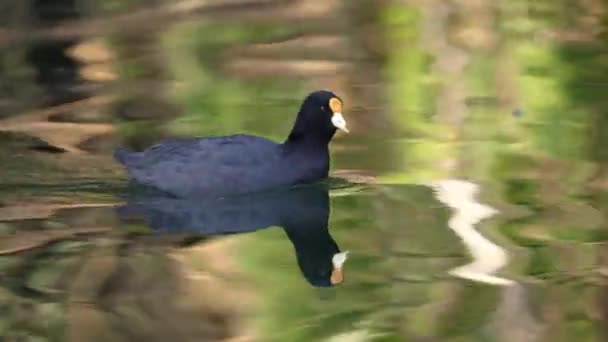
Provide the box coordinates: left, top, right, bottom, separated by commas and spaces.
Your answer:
116, 183, 348, 287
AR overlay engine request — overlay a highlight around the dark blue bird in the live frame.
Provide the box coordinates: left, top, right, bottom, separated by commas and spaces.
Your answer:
114, 90, 349, 197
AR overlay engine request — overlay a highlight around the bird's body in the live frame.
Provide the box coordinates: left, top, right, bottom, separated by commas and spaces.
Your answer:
114, 134, 329, 197
114, 90, 347, 197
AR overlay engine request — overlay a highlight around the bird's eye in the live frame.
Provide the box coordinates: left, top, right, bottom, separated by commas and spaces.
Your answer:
321, 106, 327, 111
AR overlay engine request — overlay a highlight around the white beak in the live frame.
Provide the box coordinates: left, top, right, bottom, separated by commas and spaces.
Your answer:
331, 112, 349, 133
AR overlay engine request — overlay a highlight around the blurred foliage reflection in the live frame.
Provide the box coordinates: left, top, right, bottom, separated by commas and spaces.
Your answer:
1, 0, 608, 341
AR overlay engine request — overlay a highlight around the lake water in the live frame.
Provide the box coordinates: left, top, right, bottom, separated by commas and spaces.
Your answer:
1, 0, 608, 341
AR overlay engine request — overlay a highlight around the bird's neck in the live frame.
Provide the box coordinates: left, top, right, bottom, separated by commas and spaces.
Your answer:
284, 120, 336, 147
284, 133, 331, 151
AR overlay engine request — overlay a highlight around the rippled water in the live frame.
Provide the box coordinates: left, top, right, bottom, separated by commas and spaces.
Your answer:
2, 0, 608, 341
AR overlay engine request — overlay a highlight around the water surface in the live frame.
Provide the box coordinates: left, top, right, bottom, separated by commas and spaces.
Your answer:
1, 0, 608, 341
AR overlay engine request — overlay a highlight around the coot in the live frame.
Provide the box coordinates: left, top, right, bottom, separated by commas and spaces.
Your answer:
114, 90, 348, 197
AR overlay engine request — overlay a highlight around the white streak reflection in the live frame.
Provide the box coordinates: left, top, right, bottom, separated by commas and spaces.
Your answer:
432, 179, 514, 286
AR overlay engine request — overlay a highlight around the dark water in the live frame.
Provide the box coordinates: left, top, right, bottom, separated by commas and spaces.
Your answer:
2, 0, 608, 341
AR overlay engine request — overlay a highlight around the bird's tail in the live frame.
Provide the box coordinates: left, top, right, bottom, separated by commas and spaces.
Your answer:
113, 147, 136, 165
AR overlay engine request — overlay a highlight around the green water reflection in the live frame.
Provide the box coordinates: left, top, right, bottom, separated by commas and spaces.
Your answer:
1, 0, 608, 341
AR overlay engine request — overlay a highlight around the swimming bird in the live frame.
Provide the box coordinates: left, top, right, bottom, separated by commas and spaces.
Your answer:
114, 90, 349, 197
